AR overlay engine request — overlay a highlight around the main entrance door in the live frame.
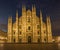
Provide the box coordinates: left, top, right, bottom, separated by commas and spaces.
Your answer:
28, 36, 31, 43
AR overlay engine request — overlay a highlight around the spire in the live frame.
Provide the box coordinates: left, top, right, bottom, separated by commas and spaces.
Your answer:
32, 5, 34, 11
40, 10, 43, 26
8, 16, 12, 24
34, 4, 36, 11
22, 5, 26, 16
47, 16, 51, 24
16, 10, 18, 18
46, 16, 51, 31
46, 16, 52, 42
15, 10, 19, 43
40, 10, 43, 42
32, 4, 36, 15
32, 4, 36, 11
40, 10, 43, 20
8, 16, 12, 43
8, 16, 12, 20
22, 5, 26, 12
16, 10, 18, 23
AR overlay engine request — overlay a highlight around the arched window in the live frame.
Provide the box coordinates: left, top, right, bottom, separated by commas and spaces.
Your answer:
14, 32, 15, 35
20, 31, 21, 35
14, 38, 15, 43
44, 38, 46, 42
28, 26, 30, 30
38, 31, 40, 35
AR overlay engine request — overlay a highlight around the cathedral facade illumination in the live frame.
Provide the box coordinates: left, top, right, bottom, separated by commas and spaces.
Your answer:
7, 5, 52, 43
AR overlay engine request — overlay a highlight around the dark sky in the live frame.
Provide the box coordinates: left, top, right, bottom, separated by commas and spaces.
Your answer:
0, 0, 60, 36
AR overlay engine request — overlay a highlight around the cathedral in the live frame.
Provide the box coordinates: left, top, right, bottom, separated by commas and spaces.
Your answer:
7, 5, 52, 43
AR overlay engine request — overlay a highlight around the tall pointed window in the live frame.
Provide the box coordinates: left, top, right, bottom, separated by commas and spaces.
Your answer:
28, 26, 30, 30
44, 38, 46, 42
14, 32, 15, 35
13, 38, 15, 43
20, 31, 21, 35
38, 31, 40, 35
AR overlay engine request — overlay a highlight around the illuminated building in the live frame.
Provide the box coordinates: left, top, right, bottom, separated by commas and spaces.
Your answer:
7, 5, 52, 43
0, 30, 7, 43
53, 36, 60, 43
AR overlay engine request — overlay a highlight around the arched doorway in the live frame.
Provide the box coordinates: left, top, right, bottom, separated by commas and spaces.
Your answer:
28, 36, 31, 43
13, 38, 15, 43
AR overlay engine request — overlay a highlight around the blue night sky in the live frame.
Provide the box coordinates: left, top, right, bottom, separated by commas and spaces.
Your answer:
0, 0, 60, 36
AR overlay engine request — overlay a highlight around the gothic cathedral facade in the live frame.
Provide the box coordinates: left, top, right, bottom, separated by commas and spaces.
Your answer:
7, 5, 52, 43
